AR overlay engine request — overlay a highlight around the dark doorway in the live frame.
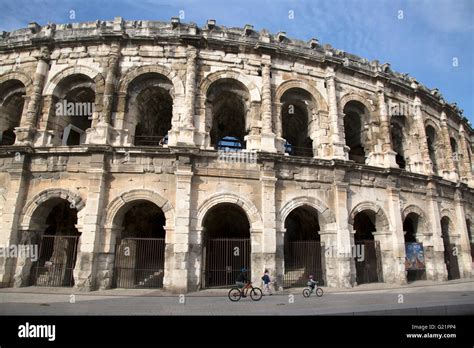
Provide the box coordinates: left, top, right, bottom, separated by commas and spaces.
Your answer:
30, 200, 81, 287
283, 206, 324, 287
202, 203, 250, 288
113, 201, 166, 288
353, 211, 383, 284
441, 217, 460, 280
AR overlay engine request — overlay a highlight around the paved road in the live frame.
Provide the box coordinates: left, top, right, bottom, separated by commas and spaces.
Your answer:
0, 281, 473, 315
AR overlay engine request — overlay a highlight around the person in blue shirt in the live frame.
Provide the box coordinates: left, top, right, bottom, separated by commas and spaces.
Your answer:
261, 269, 272, 295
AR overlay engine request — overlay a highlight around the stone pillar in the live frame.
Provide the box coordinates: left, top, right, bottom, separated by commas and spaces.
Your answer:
458, 125, 473, 185
385, 184, 407, 284
425, 181, 448, 281
15, 49, 50, 145
273, 101, 285, 153
12, 229, 41, 287
0, 154, 30, 287
325, 68, 347, 159
260, 60, 277, 153
377, 84, 398, 167
171, 156, 193, 292
86, 42, 121, 145
454, 189, 473, 277
176, 46, 198, 146
413, 96, 434, 175
330, 179, 352, 288
73, 153, 107, 291
439, 111, 459, 181
260, 160, 277, 289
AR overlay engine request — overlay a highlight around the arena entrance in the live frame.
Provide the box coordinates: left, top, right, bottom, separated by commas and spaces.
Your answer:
403, 213, 426, 282
202, 203, 250, 288
113, 201, 166, 288
283, 206, 324, 288
353, 210, 383, 284
30, 199, 81, 287
441, 216, 460, 280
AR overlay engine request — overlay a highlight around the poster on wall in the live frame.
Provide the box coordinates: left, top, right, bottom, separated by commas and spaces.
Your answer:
405, 243, 425, 270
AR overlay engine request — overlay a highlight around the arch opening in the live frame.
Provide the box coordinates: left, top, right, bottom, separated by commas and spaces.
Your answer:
0, 79, 26, 145
53, 74, 96, 145
283, 205, 323, 287
126, 73, 174, 146
425, 125, 438, 174
343, 101, 368, 163
403, 213, 426, 282
113, 200, 166, 288
30, 199, 81, 287
440, 216, 460, 280
207, 79, 249, 150
353, 210, 383, 284
201, 203, 250, 288
281, 88, 314, 157
390, 117, 408, 169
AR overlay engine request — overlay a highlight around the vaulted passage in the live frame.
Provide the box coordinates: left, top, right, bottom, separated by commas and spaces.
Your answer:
281, 88, 314, 157
283, 206, 323, 287
353, 211, 382, 284
202, 203, 250, 288
343, 101, 368, 163
53, 74, 95, 145
0, 79, 26, 145
403, 213, 426, 282
441, 216, 460, 280
127, 73, 174, 146
207, 79, 249, 150
113, 201, 166, 288
30, 199, 81, 287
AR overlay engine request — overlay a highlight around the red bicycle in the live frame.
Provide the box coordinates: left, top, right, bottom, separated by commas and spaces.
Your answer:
228, 282, 263, 302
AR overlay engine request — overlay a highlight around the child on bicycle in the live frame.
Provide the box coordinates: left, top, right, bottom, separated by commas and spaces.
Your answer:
308, 274, 317, 290
236, 268, 250, 297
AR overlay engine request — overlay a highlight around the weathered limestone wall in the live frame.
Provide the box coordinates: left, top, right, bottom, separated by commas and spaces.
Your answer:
0, 19, 472, 292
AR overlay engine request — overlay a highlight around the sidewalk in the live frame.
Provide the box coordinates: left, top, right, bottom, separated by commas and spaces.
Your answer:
0, 278, 472, 298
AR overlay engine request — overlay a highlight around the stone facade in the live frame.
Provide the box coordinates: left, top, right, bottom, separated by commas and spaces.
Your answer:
0, 18, 472, 293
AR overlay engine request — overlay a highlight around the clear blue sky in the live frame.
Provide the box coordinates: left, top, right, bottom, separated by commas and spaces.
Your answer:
1, 0, 473, 124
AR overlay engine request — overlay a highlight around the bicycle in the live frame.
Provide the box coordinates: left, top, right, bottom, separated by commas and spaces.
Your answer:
302, 281, 324, 297
228, 282, 263, 302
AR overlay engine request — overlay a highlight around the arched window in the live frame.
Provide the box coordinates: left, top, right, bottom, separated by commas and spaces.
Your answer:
390, 117, 407, 169
53, 74, 96, 146
126, 72, 174, 146
0, 79, 26, 145
206, 79, 249, 150
281, 88, 314, 157
343, 101, 369, 164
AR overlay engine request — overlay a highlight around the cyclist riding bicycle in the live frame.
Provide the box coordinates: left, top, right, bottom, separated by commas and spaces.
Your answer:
236, 268, 250, 297
308, 274, 317, 290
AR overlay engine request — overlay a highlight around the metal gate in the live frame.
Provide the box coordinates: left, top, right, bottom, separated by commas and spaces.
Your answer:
30, 235, 80, 287
355, 240, 383, 284
444, 243, 460, 280
283, 241, 324, 288
113, 238, 165, 288
204, 238, 250, 288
